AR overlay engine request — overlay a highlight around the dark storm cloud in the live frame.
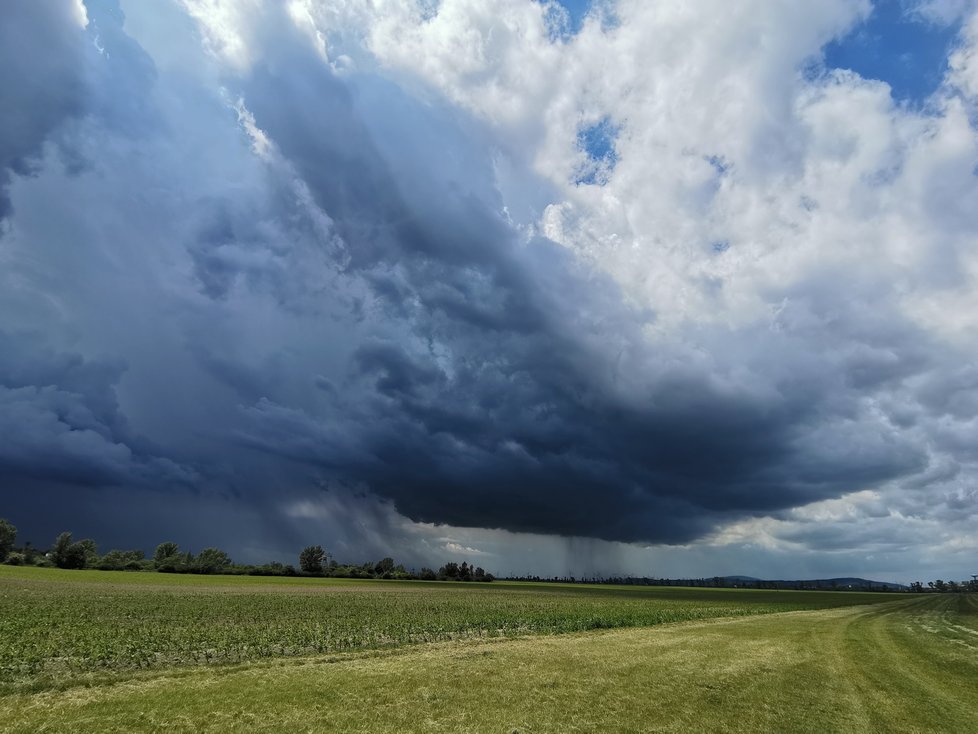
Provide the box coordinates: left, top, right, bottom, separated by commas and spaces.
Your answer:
0, 331, 195, 488
0, 1, 87, 220
242, 304, 928, 543
194, 7, 932, 543
0, 0, 954, 558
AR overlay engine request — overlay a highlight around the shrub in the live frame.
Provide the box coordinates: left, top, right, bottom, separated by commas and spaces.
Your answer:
0, 519, 15, 562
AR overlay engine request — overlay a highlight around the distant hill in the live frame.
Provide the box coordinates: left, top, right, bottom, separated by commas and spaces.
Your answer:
722, 576, 907, 590
502, 574, 908, 590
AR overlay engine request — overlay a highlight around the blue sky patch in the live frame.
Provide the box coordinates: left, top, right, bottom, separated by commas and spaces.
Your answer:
550, 0, 591, 34
575, 117, 619, 185
823, 0, 961, 103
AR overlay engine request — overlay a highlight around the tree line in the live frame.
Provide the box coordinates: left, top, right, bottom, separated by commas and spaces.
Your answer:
501, 575, 903, 590
908, 579, 978, 593
8, 518, 968, 589
298, 545, 491, 581
0, 519, 493, 582
500, 574, 978, 592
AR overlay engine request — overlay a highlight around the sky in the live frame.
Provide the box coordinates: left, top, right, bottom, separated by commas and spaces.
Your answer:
2, 0, 978, 583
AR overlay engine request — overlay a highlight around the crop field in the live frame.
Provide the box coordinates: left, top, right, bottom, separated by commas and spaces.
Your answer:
0, 566, 893, 692
2, 567, 974, 732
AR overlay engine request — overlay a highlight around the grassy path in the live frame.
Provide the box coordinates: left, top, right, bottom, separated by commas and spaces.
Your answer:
2, 594, 974, 733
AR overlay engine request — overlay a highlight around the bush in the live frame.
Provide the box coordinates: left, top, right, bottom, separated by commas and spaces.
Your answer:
247, 563, 298, 577
95, 549, 146, 571
0, 519, 16, 562
155, 556, 185, 573
5, 552, 25, 566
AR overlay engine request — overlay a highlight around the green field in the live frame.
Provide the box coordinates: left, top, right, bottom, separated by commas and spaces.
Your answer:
1, 566, 974, 732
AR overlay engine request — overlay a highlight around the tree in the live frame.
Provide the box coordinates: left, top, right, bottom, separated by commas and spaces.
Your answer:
299, 545, 326, 574
75, 538, 98, 566
51, 532, 73, 568
193, 547, 232, 574
374, 557, 395, 577
154, 542, 180, 565
50, 532, 92, 570
0, 519, 15, 562
438, 562, 460, 580
153, 542, 187, 572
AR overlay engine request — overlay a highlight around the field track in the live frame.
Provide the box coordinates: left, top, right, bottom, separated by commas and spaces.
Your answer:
1, 592, 974, 733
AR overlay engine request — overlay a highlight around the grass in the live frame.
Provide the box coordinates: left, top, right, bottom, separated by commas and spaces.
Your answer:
2, 566, 971, 732
0, 565, 895, 693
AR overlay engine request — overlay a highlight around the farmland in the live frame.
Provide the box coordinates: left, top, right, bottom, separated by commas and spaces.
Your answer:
0, 566, 893, 691
1, 566, 975, 732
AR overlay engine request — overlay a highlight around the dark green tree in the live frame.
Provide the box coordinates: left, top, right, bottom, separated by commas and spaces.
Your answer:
438, 562, 460, 580
153, 542, 180, 565
51, 532, 93, 570
193, 547, 232, 574
299, 545, 326, 574
374, 557, 395, 576
0, 518, 16, 562
51, 532, 73, 567
75, 538, 98, 566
